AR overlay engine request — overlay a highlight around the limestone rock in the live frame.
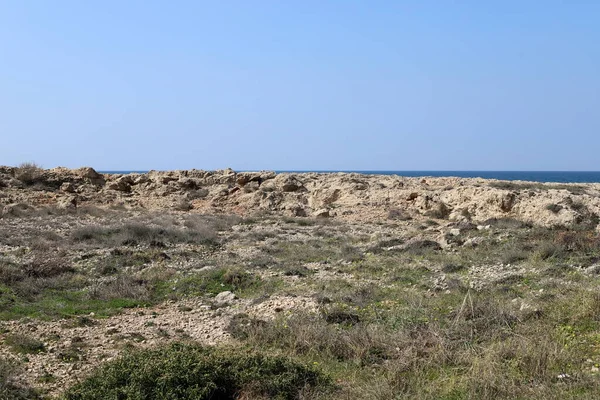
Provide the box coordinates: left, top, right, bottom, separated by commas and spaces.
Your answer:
279, 175, 304, 192
214, 291, 236, 306
76, 167, 103, 181
106, 176, 134, 192
313, 208, 330, 218
60, 182, 76, 193
242, 181, 260, 193
58, 196, 77, 210
1, 166, 599, 228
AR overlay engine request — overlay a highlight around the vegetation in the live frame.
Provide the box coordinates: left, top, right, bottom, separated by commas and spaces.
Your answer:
61, 343, 332, 400
14, 162, 43, 185
3, 203, 600, 399
0, 359, 40, 399
489, 181, 588, 194
4, 334, 46, 354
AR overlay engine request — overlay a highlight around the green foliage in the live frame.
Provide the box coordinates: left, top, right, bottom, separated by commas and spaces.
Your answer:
62, 343, 331, 400
0, 359, 40, 399
4, 334, 45, 354
0, 289, 142, 320
170, 268, 261, 297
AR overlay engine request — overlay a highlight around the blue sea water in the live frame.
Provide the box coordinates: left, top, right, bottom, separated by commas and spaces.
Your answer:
100, 171, 600, 184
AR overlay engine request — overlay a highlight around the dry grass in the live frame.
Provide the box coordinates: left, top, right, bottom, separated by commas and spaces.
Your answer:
3, 206, 600, 398
228, 284, 600, 399
14, 162, 43, 185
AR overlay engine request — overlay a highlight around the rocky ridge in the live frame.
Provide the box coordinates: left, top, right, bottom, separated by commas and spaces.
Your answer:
1, 166, 599, 227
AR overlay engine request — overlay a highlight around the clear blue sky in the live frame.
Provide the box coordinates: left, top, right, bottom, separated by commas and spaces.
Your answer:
1, 1, 598, 171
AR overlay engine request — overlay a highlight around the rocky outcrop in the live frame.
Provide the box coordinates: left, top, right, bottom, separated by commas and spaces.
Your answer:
1, 166, 599, 227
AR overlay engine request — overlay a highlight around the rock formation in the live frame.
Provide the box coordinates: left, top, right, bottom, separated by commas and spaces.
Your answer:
1, 166, 599, 228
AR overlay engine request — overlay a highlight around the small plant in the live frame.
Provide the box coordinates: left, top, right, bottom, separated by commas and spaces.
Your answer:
4, 334, 45, 354
322, 305, 360, 325
545, 203, 563, 214
72, 222, 220, 247
173, 199, 192, 211
14, 162, 43, 185
282, 265, 312, 277
425, 203, 451, 219
387, 208, 411, 221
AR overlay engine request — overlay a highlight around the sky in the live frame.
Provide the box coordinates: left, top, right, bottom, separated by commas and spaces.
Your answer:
1, 1, 599, 171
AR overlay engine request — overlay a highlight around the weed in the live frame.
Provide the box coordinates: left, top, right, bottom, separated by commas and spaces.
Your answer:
282, 265, 313, 277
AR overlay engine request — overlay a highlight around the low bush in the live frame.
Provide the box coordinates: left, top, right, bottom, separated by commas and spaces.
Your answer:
554, 230, 600, 252
0, 359, 40, 399
62, 342, 332, 400
545, 203, 563, 214
282, 264, 313, 277
87, 275, 150, 301
483, 217, 532, 230
387, 208, 412, 221
173, 268, 261, 297
424, 203, 451, 219
72, 223, 219, 247
14, 162, 43, 185
4, 334, 46, 354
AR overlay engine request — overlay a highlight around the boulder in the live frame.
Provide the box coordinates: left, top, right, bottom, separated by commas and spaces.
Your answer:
106, 176, 134, 192
134, 174, 151, 185
214, 291, 236, 306
58, 196, 78, 210
60, 182, 76, 193
242, 181, 260, 193
313, 208, 330, 218
76, 167, 103, 181
280, 176, 304, 192
178, 178, 200, 190
288, 205, 307, 217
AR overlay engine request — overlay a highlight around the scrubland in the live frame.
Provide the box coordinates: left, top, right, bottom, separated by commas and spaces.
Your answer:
2, 166, 600, 399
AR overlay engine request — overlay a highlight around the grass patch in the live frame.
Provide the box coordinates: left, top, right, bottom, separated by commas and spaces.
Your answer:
230, 286, 600, 399
72, 223, 219, 247
168, 268, 263, 298
4, 334, 45, 354
0, 289, 144, 320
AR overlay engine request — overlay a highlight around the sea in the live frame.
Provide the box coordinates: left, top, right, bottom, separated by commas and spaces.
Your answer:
100, 171, 600, 184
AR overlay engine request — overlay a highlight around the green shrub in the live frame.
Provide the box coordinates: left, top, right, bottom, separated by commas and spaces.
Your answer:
4, 334, 45, 354
0, 359, 40, 399
62, 343, 331, 400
